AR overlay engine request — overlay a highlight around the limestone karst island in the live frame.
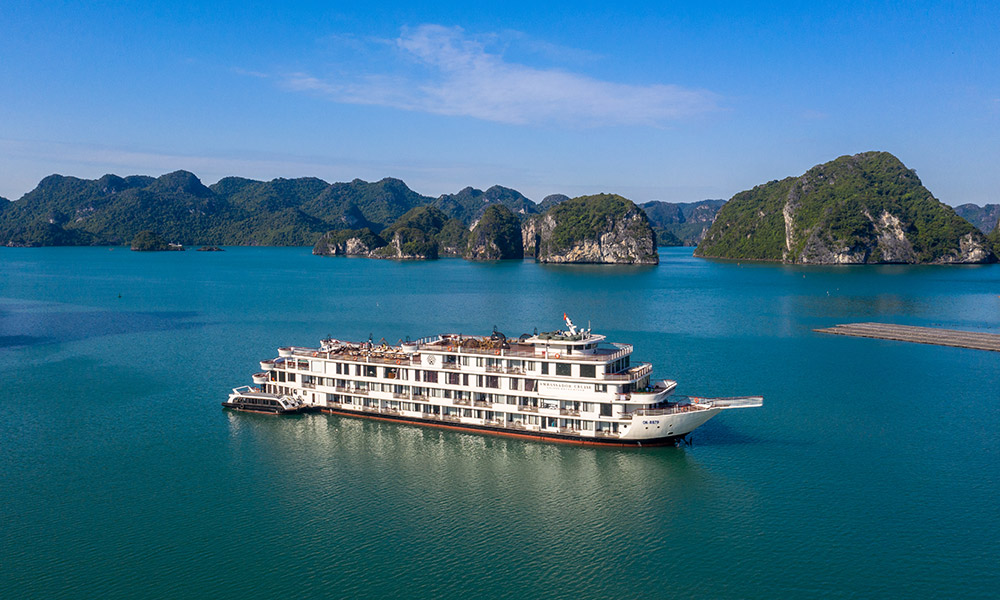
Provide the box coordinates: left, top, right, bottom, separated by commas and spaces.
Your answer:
2, 151, 998, 264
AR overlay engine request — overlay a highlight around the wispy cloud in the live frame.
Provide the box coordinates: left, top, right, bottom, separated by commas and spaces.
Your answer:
277, 25, 719, 127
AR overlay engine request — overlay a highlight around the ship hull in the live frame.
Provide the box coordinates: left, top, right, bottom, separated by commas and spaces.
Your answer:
319, 406, 689, 447
221, 402, 318, 415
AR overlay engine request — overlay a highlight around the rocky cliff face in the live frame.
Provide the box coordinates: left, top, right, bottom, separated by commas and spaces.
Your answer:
464, 204, 522, 260
696, 152, 996, 264
528, 195, 659, 264
312, 228, 386, 257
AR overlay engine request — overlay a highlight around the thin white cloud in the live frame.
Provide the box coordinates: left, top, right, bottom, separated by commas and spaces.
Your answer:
278, 25, 719, 127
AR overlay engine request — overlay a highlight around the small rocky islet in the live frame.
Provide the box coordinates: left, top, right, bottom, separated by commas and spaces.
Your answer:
312, 194, 660, 264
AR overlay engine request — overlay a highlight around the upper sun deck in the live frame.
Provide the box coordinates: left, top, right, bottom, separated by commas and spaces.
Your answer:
420, 331, 626, 361
277, 318, 634, 365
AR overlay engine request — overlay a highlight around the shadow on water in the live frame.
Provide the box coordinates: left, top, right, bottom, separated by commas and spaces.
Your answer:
224, 409, 710, 488
0, 303, 202, 349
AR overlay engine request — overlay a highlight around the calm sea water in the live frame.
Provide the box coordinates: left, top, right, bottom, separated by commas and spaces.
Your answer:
1, 247, 998, 599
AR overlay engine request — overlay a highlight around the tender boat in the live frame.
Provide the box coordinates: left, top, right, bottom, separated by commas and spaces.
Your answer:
222, 385, 318, 415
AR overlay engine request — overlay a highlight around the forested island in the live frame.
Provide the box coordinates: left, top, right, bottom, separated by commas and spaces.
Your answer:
3, 155, 998, 265
695, 152, 997, 264
312, 194, 658, 263
0, 171, 663, 264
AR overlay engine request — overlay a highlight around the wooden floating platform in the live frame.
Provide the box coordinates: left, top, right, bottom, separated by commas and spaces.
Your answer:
814, 322, 1000, 352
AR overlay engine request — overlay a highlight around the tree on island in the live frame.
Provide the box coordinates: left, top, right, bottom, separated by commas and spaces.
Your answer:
131, 230, 183, 251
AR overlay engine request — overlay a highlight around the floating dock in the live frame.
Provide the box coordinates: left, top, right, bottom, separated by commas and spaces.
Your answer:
814, 322, 1000, 352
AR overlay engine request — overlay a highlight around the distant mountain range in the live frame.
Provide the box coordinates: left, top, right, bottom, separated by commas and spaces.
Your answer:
0, 172, 547, 247
953, 203, 1000, 234
0, 171, 720, 248
2, 168, 996, 252
640, 199, 727, 246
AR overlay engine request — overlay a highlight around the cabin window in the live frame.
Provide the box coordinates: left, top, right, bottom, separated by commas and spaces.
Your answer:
278, 371, 286, 382
524, 379, 535, 392
476, 358, 484, 367
600, 403, 613, 417
556, 363, 571, 377
579, 364, 596, 378
364, 366, 377, 378
424, 371, 438, 383
448, 373, 460, 385
485, 376, 499, 389
287, 373, 296, 382
595, 384, 606, 392
461, 357, 470, 366
541, 363, 549, 374
509, 378, 520, 391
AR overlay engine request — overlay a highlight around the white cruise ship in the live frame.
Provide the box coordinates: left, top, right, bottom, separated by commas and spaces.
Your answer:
225, 316, 762, 446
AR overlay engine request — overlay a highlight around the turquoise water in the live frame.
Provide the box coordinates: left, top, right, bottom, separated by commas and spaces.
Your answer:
1, 247, 998, 599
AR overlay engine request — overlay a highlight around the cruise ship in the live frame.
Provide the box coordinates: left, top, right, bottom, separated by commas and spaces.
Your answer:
226, 316, 762, 446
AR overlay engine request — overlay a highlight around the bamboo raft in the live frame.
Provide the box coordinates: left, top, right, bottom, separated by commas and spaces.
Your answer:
814, 322, 1000, 352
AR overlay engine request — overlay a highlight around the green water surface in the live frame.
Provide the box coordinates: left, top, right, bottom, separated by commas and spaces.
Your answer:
1, 247, 998, 599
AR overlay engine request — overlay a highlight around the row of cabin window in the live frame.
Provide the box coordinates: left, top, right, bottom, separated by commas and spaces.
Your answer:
314, 359, 625, 378
279, 371, 617, 395
326, 394, 619, 429
322, 389, 616, 415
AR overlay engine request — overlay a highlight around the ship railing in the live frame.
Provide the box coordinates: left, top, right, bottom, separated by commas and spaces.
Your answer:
629, 405, 706, 417
392, 392, 409, 399
594, 430, 618, 437
473, 400, 492, 408
453, 398, 471, 406
302, 382, 315, 389
603, 363, 652, 381
450, 347, 536, 358
687, 396, 764, 409
412, 394, 430, 402
607, 344, 633, 362
518, 405, 538, 413
559, 409, 580, 416
442, 415, 461, 423
442, 363, 461, 370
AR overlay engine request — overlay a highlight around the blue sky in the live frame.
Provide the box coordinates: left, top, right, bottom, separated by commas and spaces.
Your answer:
1, 1, 998, 205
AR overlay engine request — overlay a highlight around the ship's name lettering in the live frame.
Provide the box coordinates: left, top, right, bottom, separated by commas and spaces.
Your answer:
642, 420, 660, 425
